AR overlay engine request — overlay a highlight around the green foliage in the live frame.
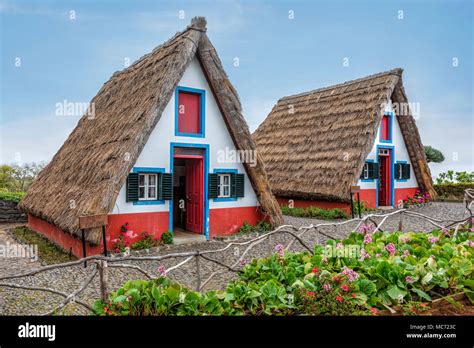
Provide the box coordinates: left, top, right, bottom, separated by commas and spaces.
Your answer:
161, 231, 173, 245
436, 170, 474, 184
351, 200, 372, 216
10, 226, 75, 264
424, 145, 445, 163
434, 183, 474, 202
238, 220, 272, 234
0, 191, 25, 203
94, 227, 473, 316
130, 232, 159, 250
0, 162, 45, 192
281, 205, 348, 220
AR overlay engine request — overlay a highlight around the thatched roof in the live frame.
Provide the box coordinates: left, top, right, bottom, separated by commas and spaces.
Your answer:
19, 17, 283, 244
253, 68, 435, 203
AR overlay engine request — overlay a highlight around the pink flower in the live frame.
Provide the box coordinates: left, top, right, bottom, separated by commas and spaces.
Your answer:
402, 250, 410, 259
341, 284, 349, 292
341, 267, 359, 282
405, 276, 414, 283
358, 223, 375, 234
312, 267, 319, 273
428, 236, 439, 244
360, 249, 371, 261
239, 259, 247, 267
336, 242, 343, 250
376, 253, 381, 258
323, 283, 332, 291
467, 240, 474, 247
384, 243, 396, 257
335, 296, 343, 303
363, 234, 372, 244
157, 265, 167, 277
275, 244, 285, 258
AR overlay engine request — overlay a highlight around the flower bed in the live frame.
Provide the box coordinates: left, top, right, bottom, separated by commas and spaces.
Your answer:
94, 225, 473, 316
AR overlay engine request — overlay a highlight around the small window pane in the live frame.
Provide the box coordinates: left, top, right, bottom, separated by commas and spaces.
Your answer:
148, 186, 156, 198
139, 187, 145, 198
149, 174, 156, 185
139, 174, 145, 186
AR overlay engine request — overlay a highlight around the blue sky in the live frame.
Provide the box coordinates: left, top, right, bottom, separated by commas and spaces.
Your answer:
1, 0, 472, 178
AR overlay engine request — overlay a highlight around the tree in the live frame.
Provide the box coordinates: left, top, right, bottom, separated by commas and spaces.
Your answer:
0, 162, 46, 192
424, 145, 445, 163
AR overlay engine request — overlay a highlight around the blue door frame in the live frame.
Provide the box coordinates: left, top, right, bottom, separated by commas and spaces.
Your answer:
376, 144, 395, 208
169, 142, 210, 239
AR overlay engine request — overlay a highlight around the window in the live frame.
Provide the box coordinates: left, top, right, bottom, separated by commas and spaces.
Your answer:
175, 86, 205, 137
218, 173, 231, 198
209, 171, 244, 201
395, 162, 411, 181
380, 114, 392, 142
360, 161, 379, 181
139, 173, 158, 200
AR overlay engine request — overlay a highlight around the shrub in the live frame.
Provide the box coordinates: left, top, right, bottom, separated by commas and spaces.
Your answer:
281, 205, 348, 220
0, 191, 25, 203
434, 183, 474, 202
403, 190, 431, 207
130, 231, 159, 250
238, 220, 272, 234
435, 170, 474, 184
161, 231, 173, 245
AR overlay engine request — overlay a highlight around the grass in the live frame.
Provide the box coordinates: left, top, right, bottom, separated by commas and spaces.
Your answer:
10, 226, 76, 264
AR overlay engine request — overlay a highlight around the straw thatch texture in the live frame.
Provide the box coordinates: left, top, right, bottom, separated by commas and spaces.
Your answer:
253, 69, 435, 203
19, 17, 283, 244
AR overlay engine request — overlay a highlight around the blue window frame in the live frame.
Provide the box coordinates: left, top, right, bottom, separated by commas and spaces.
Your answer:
213, 169, 238, 202
360, 159, 376, 182
132, 167, 165, 205
379, 112, 393, 143
174, 86, 206, 138
395, 160, 408, 182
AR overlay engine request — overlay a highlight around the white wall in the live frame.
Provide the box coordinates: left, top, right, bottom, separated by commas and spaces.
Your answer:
358, 100, 418, 189
112, 57, 259, 215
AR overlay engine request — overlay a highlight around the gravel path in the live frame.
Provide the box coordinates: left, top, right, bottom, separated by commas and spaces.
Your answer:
0, 202, 469, 315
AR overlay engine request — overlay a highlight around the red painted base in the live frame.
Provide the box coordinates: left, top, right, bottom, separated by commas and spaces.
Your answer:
209, 206, 262, 239
28, 211, 170, 257
277, 187, 420, 212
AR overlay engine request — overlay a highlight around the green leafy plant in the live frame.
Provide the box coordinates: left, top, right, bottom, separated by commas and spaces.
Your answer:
238, 220, 272, 234
130, 231, 159, 250
281, 205, 348, 220
161, 231, 173, 245
424, 145, 445, 164
95, 225, 473, 316
436, 170, 474, 184
0, 191, 25, 203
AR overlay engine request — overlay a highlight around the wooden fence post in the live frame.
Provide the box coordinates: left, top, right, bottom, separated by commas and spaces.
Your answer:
98, 260, 109, 302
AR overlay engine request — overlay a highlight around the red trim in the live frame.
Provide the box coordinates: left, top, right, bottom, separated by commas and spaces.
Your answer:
209, 206, 262, 239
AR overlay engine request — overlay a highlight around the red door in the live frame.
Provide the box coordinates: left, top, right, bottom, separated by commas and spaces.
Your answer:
185, 158, 203, 233
378, 150, 391, 206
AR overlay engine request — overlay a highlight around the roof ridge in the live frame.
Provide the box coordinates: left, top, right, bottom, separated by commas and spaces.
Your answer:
279, 68, 403, 102
107, 17, 206, 80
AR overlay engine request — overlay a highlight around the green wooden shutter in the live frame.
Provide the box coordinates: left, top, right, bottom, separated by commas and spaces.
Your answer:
394, 163, 401, 180
372, 162, 379, 179
402, 164, 411, 179
235, 174, 245, 198
208, 173, 218, 199
160, 173, 173, 200
126, 173, 139, 202
230, 173, 237, 198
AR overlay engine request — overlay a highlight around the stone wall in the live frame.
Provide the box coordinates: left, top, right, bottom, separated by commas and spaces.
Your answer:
0, 200, 27, 223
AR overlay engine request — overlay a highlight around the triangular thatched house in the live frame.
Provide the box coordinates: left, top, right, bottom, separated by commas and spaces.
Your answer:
253, 68, 435, 212
20, 17, 283, 257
